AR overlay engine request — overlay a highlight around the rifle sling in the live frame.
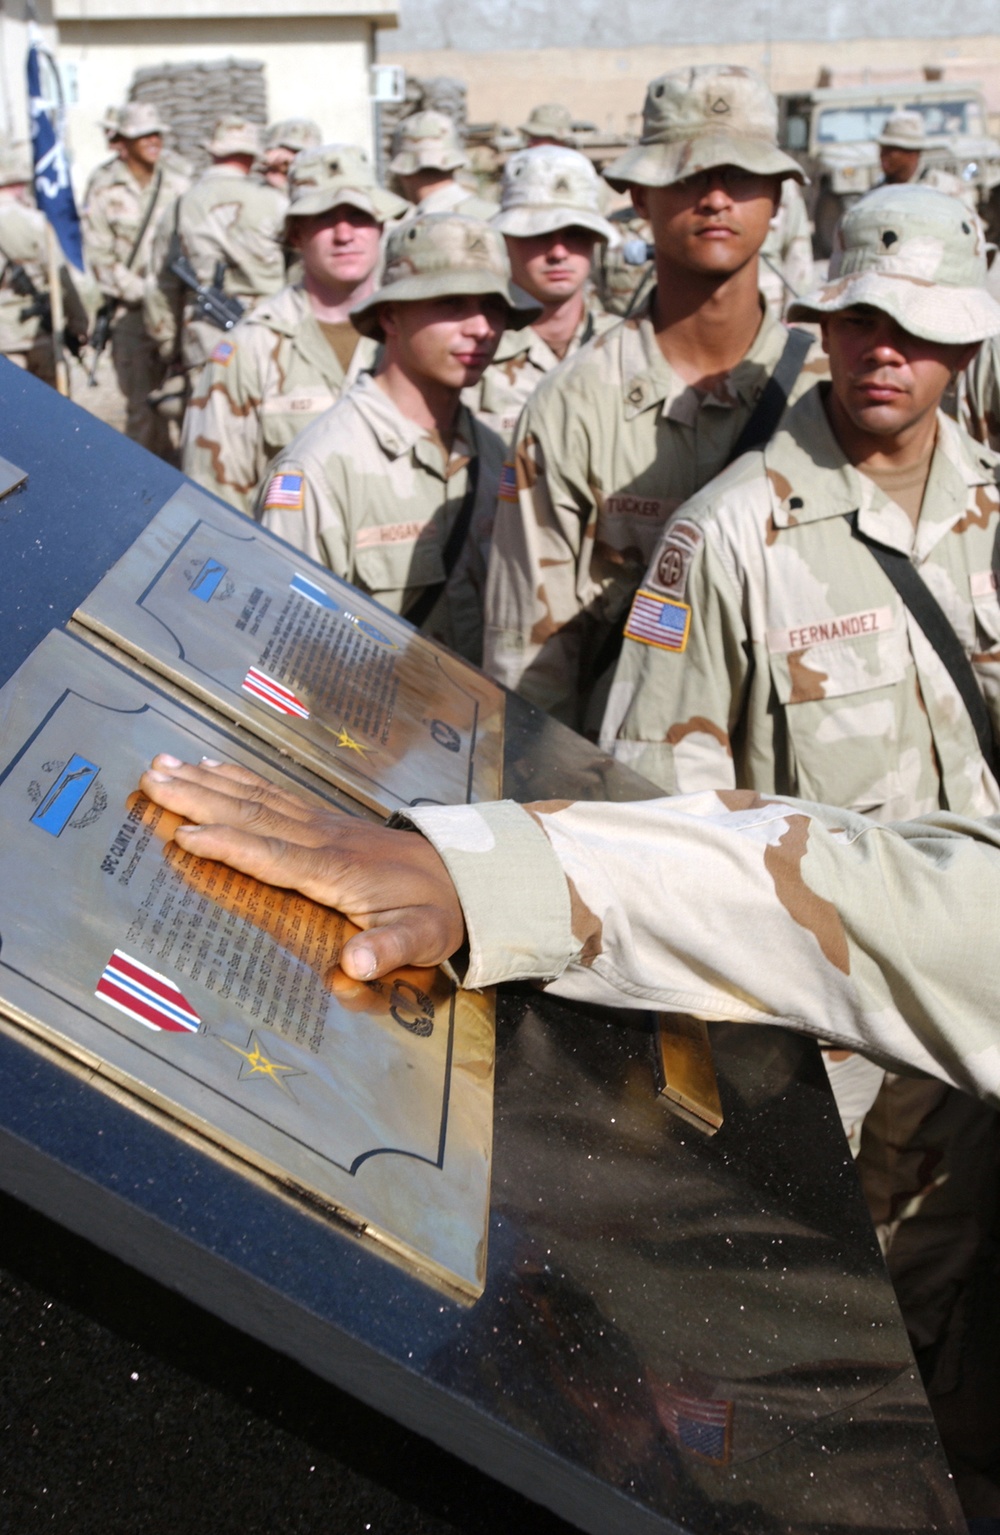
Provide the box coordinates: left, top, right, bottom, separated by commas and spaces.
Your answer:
590, 324, 813, 687
846, 511, 1000, 785
405, 450, 481, 631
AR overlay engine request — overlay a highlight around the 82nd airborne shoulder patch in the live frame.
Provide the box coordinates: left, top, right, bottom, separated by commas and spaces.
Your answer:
624, 588, 691, 653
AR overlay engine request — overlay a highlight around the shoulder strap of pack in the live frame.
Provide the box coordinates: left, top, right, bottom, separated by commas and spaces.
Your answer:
847, 511, 1000, 783
123, 167, 164, 272
725, 325, 813, 467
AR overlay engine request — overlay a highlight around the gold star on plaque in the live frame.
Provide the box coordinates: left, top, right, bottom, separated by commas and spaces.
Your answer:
333, 726, 372, 757
223, 1031, 303, 1096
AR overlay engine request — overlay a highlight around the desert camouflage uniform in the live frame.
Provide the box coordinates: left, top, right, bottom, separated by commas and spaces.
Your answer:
0, 200, 90, 386
592, 207, 654, 318
181, 283, 379, 515
257, 373, 505, 664
462, 299, 616, 443
483, 296, 825, 730
145, 165, 287, 373
83, 156, 189, 454
411, 178, 498, 221
962, 333, 1000, 451
758, 177, 814, 318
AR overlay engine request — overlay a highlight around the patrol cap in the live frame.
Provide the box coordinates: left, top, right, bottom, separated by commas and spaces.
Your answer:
117, 102, 168, 140
203, 116, 263, 159
788, 184, 1000, 344
492, 145, 616, 242
264, 117, 322, 155
349, 213, 542, 338
519, 103, 576, 146
604, 65, 805, 191
388, 110, 467, 176
284, 143, 410, 227
877, 110, 931, 152
0, 143, 32, 188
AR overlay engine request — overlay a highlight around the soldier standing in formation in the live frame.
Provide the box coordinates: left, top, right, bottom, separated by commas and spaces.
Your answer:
463, 145, 617, 443
258, 118, 322, 191
144, 116, 287, 377
518, 103, 578, 149
181, 144, 408, 515
257, 214, 538, 664
875, 109, 977, 209
82, 102, 188, 456
483, 66, 825, 733
387, 110, 497, 221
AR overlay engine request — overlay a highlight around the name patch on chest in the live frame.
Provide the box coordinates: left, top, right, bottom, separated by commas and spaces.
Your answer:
766, 605, 894, 655
970, 569, 999, 599
355, 520, 436, 550
602, 494, 672, 522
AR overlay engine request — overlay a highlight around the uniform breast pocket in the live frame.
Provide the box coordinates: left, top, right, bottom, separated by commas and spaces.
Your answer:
768, 628, 911, 812
353, 531, 445, 613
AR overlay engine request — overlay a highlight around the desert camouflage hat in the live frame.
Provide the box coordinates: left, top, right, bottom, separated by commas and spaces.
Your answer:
350, 213, 542, 338
203, 116, 263, 159
492, 145, 616, 242
388, 110, 467, 176
788, 184, 1000, 344
118, 102, 169, 140
284, 143, 410, 227
100, 105, 122, 137
264, 118, 322, 154
877, 110, 931, 152
604, 65, 805, 191
519, 103, 576, 146
0, 143, 32, 188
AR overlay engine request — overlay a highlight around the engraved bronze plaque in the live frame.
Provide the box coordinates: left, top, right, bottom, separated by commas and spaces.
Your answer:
0, 631, 494, 1298
75, 485, 504, 817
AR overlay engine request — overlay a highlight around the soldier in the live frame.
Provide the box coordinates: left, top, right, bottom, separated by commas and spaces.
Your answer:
82, 101, 188, 456
0, 144, 89, 387
259, 118, 322, 192
463, 146, 618, 443
182, 144, 409, 515
876, 110, 977, 209
388, 110, 496, 221
483, 65, 823, 732
256, 214, 539, 664
602, 185, 1000, 1429
81, 107, 123, 207
519, 103, 577, 148
144, 116, 287, 376
757, 176, 814, 318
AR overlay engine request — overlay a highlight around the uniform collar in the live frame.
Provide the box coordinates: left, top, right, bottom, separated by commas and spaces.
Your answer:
764, 383, 1000, 557
491, 302, 595, 370
349, 372, 475, 479
620, 290, 791, 424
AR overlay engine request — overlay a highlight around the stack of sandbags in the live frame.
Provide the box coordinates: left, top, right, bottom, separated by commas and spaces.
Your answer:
129, 60, 268, 175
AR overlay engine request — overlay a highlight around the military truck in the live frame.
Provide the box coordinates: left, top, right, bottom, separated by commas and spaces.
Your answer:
778, 80, 1000, 254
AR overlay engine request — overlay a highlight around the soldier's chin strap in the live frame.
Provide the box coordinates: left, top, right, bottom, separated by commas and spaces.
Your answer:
847, 511, 1000, 786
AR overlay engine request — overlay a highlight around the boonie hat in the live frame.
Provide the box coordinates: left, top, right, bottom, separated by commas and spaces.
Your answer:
349, 213, 542, 338
519, 103, 576, 146
265, 118, 322, 155
100, 105, 122, 137
388, 110, 467, 176
604, 65, 805, 191
203, 116, 263, 159
492, 146, 616, 242
0, 143, 32, 188
118, 102, 169, 140
285, 143, 410, 228
788, 184, 1000, 344
877, 110, 931, 152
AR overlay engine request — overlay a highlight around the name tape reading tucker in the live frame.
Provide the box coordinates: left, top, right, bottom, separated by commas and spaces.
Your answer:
766, 605, 894, 655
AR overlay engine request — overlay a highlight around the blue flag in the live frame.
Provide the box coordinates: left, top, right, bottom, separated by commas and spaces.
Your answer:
27, 34, 84, 271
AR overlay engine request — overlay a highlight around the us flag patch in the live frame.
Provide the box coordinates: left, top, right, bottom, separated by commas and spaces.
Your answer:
498, 463, 518, 502
654, 1383, 733, 1465
96, 950, 200, 1034
242, 666, 310, 719
263, 471, 305, 511
210, 340, 235, 366
623, 588, 691, 652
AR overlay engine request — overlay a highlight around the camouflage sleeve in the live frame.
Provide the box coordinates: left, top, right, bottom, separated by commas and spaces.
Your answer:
142, 198, 183, 362
403, 794, 1000, 1102
483, 389, 597, 720
81, 192, 143, 307
600, 517, 748, 792
962, 336, 1000, 452
257, 454, 352, 575
181, 335, 264, 517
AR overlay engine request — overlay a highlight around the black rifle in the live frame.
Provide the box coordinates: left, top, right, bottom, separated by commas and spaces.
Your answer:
1, 259, 82, 358
87, 297, 116, 386
168, 255, 244, 332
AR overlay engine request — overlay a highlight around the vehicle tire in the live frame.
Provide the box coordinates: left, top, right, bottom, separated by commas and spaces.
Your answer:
814, 189, 860, 258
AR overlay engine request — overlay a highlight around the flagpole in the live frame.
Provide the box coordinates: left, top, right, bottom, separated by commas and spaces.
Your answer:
44, 219, 70, 397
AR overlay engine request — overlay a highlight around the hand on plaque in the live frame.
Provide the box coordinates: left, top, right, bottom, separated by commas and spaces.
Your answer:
139, 756, 466, 980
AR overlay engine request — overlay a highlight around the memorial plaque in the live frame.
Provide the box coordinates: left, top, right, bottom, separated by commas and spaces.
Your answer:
76, 483, 505, 816
0, 629, 494, 1299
